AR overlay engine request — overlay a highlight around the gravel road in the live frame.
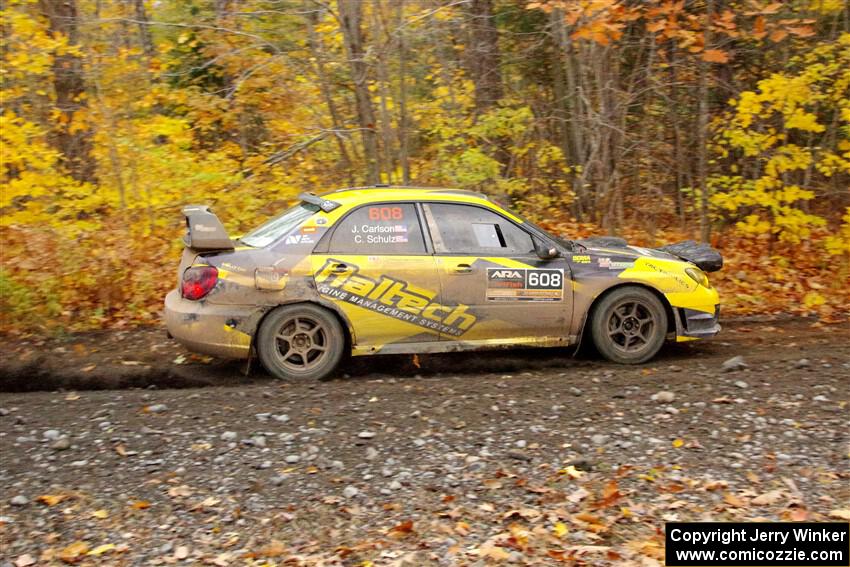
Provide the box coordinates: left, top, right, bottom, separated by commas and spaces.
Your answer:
1, 319, 848, 565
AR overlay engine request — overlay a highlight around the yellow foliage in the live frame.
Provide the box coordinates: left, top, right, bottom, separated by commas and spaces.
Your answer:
711, 34, 849, 246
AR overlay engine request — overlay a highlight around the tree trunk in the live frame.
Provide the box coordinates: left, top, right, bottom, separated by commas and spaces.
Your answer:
697, 0, 714, 243
337, 0, 381, 185
306, 6, 355, 186
550, 7, 585, 219
371, 0, 396, 184
395, 0, 411, 184
40, 0, 97, 183
133, 0, 154, 59
465, 0, 503, 112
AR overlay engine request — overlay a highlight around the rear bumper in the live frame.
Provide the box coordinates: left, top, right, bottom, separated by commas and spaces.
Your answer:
164, 290, 256, 359
675, 305, 721, 341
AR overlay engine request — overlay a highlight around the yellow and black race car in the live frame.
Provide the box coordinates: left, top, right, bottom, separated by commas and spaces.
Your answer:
165, 186, 721, 380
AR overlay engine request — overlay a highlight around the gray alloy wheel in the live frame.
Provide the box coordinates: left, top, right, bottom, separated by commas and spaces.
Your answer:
591, 286, 667, 364
257, 304, 345, 381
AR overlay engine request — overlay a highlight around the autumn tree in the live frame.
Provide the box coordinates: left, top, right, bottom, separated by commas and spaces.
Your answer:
337, 0, 380, 184
38, 0, 96, 183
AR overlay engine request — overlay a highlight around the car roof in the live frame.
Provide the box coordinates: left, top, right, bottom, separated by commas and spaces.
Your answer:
320, 185, 492, 206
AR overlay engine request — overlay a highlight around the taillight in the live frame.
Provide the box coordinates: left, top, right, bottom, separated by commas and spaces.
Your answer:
181, 266, 218, 300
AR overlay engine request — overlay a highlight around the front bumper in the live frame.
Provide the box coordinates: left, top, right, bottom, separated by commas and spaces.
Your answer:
675, 305, 721, 341
164, 290, 256, 359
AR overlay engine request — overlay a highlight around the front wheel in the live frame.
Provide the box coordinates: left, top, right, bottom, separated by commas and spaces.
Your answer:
257, 304, 345, 381
590, 287, 667, 364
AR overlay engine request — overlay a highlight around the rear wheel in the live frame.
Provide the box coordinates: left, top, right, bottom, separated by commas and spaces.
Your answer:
257, 304, 345, 381
591, 287, 667, 364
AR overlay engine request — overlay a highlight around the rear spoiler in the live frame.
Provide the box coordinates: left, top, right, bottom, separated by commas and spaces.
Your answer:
656, 240, 723, 272
181, 205, 235, 251
298, 192, 342, 212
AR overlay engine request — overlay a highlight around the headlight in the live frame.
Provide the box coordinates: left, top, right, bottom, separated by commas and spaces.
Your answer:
685, 267, 710, 288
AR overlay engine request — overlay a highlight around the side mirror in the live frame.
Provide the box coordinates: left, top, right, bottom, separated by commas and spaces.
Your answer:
534, 237, 559, 260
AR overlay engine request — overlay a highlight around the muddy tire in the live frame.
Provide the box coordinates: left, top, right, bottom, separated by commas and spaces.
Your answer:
257, 304, 345, 381
591, 287, 667, 364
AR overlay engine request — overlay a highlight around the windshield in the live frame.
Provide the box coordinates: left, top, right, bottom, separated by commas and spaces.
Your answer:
240, 203, 320, 248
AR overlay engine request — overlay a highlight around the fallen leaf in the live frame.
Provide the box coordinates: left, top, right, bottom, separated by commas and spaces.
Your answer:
560, 465, 585, 479
91, 509, 109, 519
37, 494, 67, 506
672, 438, 684, 448
724, 492, 746, 507
14, 555, 35, 567
553, 522, 569, 538
567, 487, 590, 503
174, 546, 191, 559
477, 545, 511, 561
387, 519, 414, 538
483, 479, 503, 489
114, 443, 127, 457
196, 496, 220, 509
168, 485, 193, 498
502, 508, 541, 521
243, 541, 284, 558
412, 354, 420, 368
65, 392, 81, 400
130, 500, 150, 510
87, 544, 115, 557
59, 541, 89, 564
829, 509, 850, 520
751, 490, 784, 506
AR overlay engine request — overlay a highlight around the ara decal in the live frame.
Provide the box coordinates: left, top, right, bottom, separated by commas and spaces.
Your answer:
486, 268, 564, 302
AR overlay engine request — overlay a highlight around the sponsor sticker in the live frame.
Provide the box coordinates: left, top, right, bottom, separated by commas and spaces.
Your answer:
486, 268, 564, 301
598, 258, 634, 270
315, 259, 476, 336
285, 234, 315, 245
572, 255, 591, 264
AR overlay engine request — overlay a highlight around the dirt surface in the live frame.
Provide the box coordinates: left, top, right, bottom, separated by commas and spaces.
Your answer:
1, 319, 849, 565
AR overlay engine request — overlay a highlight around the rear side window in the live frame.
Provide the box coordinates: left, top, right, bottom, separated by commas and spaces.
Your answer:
328, 204, 426, 254
424, 203, 534, 255
241, 203, 319, 248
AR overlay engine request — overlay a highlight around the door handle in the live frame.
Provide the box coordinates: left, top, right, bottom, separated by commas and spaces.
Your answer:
453, 263, 473, 274
331, 263, 348, 273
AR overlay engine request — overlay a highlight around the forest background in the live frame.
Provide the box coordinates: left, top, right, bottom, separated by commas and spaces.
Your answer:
1, 0, 848, 335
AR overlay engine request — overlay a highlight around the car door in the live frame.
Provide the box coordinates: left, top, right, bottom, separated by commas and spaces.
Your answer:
311, 202, 443, 353
422, 202, 572, 345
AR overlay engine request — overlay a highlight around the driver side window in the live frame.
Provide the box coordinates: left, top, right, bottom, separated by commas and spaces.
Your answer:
423, 203, 535, 255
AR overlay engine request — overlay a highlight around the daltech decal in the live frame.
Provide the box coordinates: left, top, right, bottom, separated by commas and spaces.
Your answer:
486, 268, 564, 302
314, 259, 476, 337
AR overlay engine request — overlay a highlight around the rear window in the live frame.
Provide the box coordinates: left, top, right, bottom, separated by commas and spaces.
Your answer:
240, 203, 319, 248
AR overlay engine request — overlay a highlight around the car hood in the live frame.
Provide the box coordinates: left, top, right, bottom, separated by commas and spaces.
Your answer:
574, 236, 723, 272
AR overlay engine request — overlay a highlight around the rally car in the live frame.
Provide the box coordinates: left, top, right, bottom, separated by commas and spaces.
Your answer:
165, 186, 721, 381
